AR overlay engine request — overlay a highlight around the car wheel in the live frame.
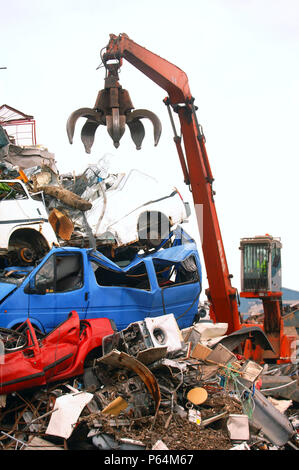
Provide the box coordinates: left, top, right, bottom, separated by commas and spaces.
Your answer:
17, 246, 36, 264
9, 229, 50, 265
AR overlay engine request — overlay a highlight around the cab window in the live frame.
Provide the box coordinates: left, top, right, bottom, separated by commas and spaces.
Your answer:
91, 261, 150, 290
35, 253, 83, 293
154, 255, 200, 287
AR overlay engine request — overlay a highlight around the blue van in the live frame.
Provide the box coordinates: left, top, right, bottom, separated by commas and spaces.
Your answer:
0, 228, 202, 333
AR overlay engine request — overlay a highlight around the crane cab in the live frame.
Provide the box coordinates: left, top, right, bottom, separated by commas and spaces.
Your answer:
239, 236, 295, 365
240, 235, 282, 296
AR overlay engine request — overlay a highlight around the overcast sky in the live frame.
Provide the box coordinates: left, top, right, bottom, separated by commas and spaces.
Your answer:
1, 0, 299, 293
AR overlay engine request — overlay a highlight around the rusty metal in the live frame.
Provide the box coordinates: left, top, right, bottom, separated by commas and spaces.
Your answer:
48, 208, 74, 241
66, 59, 162, 152
95, 350, 161, 414
40, 185, 92, 211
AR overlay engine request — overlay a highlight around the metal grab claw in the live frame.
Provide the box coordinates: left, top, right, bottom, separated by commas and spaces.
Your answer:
66, 62, 162, 153
66, 108, 104, 154
126, 109, 162, 150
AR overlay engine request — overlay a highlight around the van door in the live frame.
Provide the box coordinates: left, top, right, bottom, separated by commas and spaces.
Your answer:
26, 251, 89, 332
153, 254, 201, 329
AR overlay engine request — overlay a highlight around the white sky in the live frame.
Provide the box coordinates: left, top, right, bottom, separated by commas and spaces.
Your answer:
1, 0, 299, 293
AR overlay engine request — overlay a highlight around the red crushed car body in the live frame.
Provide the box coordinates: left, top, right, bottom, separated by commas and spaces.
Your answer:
0, 310, 114, 395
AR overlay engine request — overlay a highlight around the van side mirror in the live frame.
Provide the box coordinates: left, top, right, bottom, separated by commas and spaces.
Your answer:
24, 280, 47, 295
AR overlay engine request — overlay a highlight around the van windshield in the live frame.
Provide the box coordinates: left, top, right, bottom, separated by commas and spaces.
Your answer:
0, 267, 33, 285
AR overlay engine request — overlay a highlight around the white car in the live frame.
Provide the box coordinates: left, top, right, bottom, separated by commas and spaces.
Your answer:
0, 180, 58, 264
70, 168, 191, 251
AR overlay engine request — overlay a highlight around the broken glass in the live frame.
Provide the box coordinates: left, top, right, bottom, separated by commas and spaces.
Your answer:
154, 255, 200, 287
0, 181, 28, 201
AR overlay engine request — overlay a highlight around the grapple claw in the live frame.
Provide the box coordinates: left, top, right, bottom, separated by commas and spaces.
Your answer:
126, 109, 162, 147
66, 107, 103, 146
127, 118, 145, 150
81, 119, 101, 154
66, 58, 162, 153
106, 108, 126, 148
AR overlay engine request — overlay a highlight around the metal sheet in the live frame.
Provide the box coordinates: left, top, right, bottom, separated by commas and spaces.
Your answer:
249, 388, 295, 446
218, 326, 274, 352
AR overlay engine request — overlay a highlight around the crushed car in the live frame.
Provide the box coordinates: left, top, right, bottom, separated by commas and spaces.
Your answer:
36, 158, 191, 257
0, 227, 202, 334
0, 179, 58, 266
0, 310, 115, 395
55, 163, 191, 252
0, 154, 192, 265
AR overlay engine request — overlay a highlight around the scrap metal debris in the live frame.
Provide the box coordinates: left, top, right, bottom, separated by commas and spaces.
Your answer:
0, 143, 191, 265
0, 314, 298, 451
0, 119, 298, 451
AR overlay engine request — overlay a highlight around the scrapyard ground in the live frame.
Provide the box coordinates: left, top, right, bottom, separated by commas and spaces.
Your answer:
0, 390, 240, 451
96, 395, 243, 451
64, 391, 299, 451
1, 369, 299, 451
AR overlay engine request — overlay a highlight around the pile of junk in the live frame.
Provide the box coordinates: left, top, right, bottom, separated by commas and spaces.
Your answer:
0, 120, 191, 267
0, 122, 299, 452
0, 313, 298, 451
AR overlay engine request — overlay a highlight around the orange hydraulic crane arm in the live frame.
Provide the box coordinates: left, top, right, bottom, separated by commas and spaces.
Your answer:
68, 33, 241, 334
103, 34, 192, 105
102, 34, 241, 334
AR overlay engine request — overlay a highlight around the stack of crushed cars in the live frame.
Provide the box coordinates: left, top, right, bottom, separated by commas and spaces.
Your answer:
0, 314, 298, 451
0, 136, 191, 266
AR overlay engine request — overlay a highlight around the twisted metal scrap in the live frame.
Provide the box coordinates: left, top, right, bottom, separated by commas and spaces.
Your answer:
67, 61, 162, 153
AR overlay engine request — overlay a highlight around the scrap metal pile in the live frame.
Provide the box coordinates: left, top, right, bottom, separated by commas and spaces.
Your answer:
0, 142, 190, 266
0, 136, 298, 451
1, 29, 298, 451
0, 314, 298, 451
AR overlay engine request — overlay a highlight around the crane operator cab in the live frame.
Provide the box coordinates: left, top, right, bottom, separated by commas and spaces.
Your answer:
239, 236, 295, 364
240, 235, 282, 296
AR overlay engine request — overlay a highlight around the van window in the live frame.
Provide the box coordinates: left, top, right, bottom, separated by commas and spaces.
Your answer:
91, 261, 150, 290
154, 255, 200, 287
35, 253, 83, 293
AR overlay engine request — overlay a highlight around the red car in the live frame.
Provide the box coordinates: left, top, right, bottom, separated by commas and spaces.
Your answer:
0, 310, 114, 395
